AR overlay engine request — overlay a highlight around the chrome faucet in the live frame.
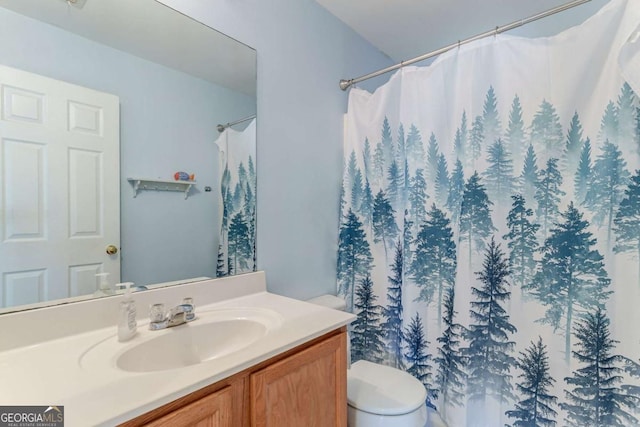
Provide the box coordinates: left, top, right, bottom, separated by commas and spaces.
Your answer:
149, 298, 196, 330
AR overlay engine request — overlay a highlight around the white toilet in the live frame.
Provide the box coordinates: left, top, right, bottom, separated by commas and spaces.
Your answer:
308, 295, 428, 427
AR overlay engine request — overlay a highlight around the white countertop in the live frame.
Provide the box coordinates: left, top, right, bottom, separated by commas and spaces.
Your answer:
0, 273, 354, 426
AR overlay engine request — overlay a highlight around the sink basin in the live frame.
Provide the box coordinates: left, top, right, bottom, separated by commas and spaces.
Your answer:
80, 307, 283, 373
118, 318, 266, 372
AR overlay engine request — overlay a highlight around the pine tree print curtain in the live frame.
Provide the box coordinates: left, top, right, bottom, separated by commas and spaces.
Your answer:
337, 1, 640, 425
214, 119, 256, 277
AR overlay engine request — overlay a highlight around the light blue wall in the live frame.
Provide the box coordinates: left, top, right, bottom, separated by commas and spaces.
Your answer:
158, 0, 393, 300
0, 8, 256, 286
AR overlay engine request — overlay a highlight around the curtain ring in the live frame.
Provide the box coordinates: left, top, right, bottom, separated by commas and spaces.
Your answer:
494, 26, 499, 37
457, 40, 461, 49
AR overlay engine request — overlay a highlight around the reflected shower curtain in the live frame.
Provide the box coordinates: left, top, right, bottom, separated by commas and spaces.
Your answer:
214, 119, 256, 277
337, 1, 640, 425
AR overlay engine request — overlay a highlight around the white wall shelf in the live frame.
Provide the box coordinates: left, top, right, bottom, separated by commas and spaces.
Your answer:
127, 178, 196, 199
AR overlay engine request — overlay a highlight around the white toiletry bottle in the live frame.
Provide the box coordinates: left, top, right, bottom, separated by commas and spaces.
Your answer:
117, 282, 137, 342
94, 272, 113, 296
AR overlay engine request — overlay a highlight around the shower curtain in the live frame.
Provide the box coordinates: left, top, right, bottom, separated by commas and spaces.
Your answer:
337, 1, 640, 425
214, 118, 256, 277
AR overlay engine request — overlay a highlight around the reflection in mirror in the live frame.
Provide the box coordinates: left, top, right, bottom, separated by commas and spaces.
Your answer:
0, 0, 257, 313
215, 118, 257, 277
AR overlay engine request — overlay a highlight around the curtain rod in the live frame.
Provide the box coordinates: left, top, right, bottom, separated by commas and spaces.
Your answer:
217, 114, 256, 132
339, 0, 592, 91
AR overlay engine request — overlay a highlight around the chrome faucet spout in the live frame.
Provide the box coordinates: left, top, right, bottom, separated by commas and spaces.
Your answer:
167, 304, 193, 326
148, 300, 196, 330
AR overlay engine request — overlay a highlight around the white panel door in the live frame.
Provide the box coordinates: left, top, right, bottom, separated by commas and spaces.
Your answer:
0, 64, 120, 308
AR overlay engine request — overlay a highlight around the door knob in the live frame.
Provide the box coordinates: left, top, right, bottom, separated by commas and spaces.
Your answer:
106, 245, 118, 255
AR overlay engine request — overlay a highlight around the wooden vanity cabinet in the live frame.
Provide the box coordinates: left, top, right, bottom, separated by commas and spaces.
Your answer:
144, 386, 236, 427
120, 376, 244, 427
120, 327, 347, 427
251, 330, 347, 427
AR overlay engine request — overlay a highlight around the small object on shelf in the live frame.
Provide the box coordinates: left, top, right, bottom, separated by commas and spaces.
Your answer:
127, 178, 196, 199
174, 171, 195, 181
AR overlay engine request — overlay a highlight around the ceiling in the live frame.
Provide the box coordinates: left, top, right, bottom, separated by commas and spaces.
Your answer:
0, 0, 256, 95
315, 0, 611, 64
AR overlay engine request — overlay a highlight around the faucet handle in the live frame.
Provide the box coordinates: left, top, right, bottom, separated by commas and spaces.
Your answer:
149, 303, 166, 322
182, 297, 195, 321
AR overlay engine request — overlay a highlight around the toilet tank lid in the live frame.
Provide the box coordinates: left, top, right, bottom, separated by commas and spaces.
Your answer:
307, 294, 346, 311
347, 360, 427, 415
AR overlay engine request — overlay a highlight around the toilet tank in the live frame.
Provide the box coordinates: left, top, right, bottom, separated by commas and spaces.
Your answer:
307, 294, 347, 311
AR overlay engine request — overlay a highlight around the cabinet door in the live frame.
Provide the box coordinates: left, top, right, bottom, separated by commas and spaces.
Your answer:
145, 385, 234, 427
250, 332, 347, 427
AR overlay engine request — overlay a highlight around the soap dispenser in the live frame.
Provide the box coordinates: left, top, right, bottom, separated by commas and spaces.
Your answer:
117, 282, 137, 342
94, 272, 114, 296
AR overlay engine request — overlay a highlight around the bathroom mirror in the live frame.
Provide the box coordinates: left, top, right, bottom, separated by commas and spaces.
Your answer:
0, 0, 257, 313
